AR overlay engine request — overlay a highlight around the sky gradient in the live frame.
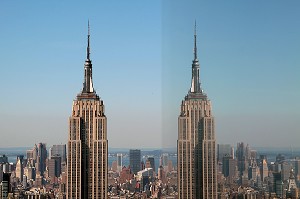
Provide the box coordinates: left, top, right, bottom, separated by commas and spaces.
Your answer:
0, 1, 299, 148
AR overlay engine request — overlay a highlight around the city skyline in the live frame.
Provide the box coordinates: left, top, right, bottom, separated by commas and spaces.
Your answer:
1, 1, 300, 148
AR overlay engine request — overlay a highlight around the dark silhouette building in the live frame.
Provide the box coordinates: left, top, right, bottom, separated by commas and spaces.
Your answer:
129, 149, 141, 175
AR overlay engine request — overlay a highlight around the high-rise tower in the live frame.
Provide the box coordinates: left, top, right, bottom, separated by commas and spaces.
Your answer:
67, 23, 108, 199
177, 23, 217, 199
129, 149, 141, 175
36, 143, 47, 177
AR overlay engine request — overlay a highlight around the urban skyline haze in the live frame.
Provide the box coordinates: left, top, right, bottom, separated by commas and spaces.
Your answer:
0, 1, 299, 148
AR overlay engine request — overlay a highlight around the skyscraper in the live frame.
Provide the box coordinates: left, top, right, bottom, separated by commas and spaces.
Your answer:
177, 23, 217, 199
1, 173, 10, 198
236, 142, 246, 176
129, 149, 141, 175
67, 23, 108, 199
48, 155, 61, 179
260, 157, 268, 182
147, 157, 155, 173
50, 144, 66, 163
36, 143, 47, 176
117, 153, 122, 172
15, 155, 24, 181
217, 144, 232, 162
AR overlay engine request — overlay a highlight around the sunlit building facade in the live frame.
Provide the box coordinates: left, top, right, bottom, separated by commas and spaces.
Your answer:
67, 24, 108, 199
177, 24, 217, 199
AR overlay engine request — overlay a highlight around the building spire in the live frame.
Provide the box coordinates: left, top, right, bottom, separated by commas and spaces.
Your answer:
194, 20, 197, 60
190, 20, 201, 94
82, 20, 94, 94
87, 20, 90, 60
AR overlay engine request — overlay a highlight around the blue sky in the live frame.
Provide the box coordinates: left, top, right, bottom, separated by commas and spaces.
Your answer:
0, 1, 299, 148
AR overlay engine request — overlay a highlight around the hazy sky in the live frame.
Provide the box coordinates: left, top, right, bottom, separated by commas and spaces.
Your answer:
0, 1, 299, 149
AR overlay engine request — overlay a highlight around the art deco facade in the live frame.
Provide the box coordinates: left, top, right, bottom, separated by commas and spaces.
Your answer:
177, 25, 217, 199
67, 25, 108, 199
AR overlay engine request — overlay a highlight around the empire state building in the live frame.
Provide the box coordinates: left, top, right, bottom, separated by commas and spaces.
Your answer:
67, 24, 108, 199
177, 24, 217, 199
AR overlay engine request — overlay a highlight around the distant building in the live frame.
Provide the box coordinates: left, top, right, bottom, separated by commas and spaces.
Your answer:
222, 155, 232, 177
273, 172, 283, 197
22, 175, 27, 188
248, 161, 258, 181
161, 153, 168, 167
36, 143, 47, 176
250, 150, 257, 160
260, 158, 268, 182
129, 149, 141, 174
167, 160, 173, 172
0, 165, 2, 182
32, 144, 38, 161
145, 160, 151, 169
158, 166, 166, 183
287, 169, 297, 192
147, 157, 155, 172
136, 168, 154, 191
117, 153, 122, 172
48, 155, 61, 179
111, 161, 117, 172
236, 142, 246, 176
15, 155, 24, 181
137, 168, 154, 179
1, 173, 11, 198
281, 162, 292, 181
218, 144, 231, 162
294, 159, 300, 181
141, 161, 145, 170
35, 173, 43, 187
50, 144, 66, 163
0, 155, 8, 164
25, 160, 36, 181
119, 166, 134, 184
26, 150, 33, 160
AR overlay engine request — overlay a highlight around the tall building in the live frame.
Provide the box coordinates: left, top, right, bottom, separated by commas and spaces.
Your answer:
0, 164, 3, 182
15, 155, 24, 181
48, 155, 61, 179
36, 143, 47, 176
32, 144, 38, 161
24, 160, 36, 181
50, 144, 66, 163
287, 169, 297, 192
177, 23, 217, 199
294, 159, 300, 181
26, 150, 33, 160
129, 149, 141, 174
217, 144, 231, 162
222, 155, 232, 177
147, 157, 155, 173
273, 172, 283, 197
67, 23, 108, 199
281, 161, 292, 182
117, 153, 122, 172
236, 142, 246, 176
260, 157, 268, 182
1, 173, 11, 198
